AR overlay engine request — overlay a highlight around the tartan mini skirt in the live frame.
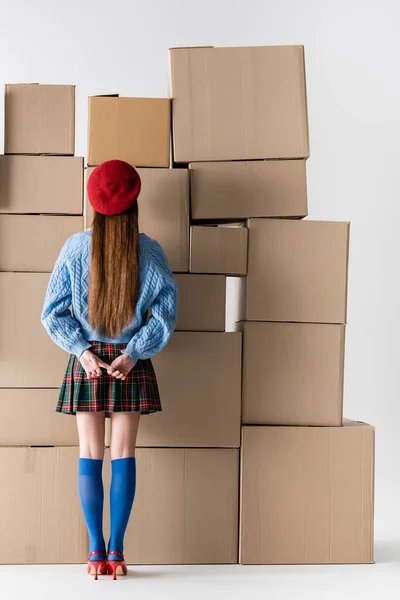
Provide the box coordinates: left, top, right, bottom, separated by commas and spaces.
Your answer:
57, 340, 162, 417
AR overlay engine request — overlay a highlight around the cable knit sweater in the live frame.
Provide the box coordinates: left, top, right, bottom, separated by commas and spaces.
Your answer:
41, 229, 178, 363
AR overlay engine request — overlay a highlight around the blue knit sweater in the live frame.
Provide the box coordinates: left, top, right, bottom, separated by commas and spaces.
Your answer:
41, 230, 178, 363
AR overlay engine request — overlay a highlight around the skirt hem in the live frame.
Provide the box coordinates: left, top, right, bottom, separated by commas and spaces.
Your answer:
56, 407, 162, 417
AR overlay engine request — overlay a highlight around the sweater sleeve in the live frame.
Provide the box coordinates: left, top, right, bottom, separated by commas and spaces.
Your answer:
123, 247, 178, 364
41, 242, 92, 359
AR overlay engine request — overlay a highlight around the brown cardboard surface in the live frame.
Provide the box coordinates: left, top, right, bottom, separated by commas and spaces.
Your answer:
190, 160, 308, 220
240, 421, 375, 564
0, 446, 87, 563
170, 46, 309, 162
246, 219, 350, 324
0, 215, 83, 272
190, 225, 248, 275
0, 155, 83, 214
103, 447, 239, 564
4, 84, 75, 155
85, 167, 189, 272
0, 273, 68, 387
136, 332, 241, 447
0, 389, 78, 446
175, 274, 226, 331
88, 96, 171, 168
242, 322, 345, 426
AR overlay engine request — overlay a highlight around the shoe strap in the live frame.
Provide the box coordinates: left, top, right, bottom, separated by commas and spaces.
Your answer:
108, 550, 124, 558
88, 551, 106, 558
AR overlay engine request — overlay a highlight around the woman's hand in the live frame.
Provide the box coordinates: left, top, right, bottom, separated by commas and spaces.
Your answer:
107, 353, 134, 381
80, 349, 111, 379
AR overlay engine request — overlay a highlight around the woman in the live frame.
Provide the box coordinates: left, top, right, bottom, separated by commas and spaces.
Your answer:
41, 160, 178, 580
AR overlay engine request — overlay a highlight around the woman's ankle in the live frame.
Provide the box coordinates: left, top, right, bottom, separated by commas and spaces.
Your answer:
88, 549, 106, 562
107, 548, 124, 561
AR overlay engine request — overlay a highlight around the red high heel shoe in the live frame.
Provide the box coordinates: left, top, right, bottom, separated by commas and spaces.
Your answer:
87, 551, 108, 580
107, 551, 128, 580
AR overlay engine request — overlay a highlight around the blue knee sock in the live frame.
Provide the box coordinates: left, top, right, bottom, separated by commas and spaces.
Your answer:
78, 458, 105, 562
108, 457, 136, 560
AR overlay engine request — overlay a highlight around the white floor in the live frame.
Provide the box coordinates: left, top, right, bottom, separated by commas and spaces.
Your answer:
1, 539, 399, 600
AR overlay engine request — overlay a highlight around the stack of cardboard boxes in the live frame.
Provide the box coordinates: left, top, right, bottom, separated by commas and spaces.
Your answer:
170, 45, 375, 565
0, 84, 87, 563
0, 44, 375, 567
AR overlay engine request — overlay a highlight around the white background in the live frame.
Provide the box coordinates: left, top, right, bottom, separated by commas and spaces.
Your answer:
0, 0, 399, 595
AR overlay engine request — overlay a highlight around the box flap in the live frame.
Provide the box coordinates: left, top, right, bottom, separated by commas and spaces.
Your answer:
89, 93, 119, 98
170, 45, 214, 50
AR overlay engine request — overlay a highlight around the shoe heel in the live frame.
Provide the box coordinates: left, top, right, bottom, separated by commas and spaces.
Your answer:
107, 551, 127, 579
87, 561, 101, 579
87, 552, 107, 579
108, 561, 117, 580
108, 561, 127, 580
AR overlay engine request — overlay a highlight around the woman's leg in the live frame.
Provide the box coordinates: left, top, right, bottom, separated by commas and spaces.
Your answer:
76, 412, 106, 561
108, 412, 141, 559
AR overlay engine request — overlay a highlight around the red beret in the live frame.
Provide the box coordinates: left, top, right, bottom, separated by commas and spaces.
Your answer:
87, 160, 141, 216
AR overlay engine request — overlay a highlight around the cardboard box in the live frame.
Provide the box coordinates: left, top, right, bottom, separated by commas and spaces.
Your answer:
190, 225, 248, 275
103, 447, 239, 564
0, 155, 83, 214
0, 389, 79, 446
0, 446, 87, 563
246, 219, 350, 324
0, 273, 69, 387
190, 160, 308, 220
240, 421, 375, 564
137, 332, 242, 447
175, 274, 226, 331
85, 167, 189, 272
170, 46, 309, 163
242, 322, 345, 426
4, 84, 75, 155
0, 215, 83, 272
88, 96, 171, 168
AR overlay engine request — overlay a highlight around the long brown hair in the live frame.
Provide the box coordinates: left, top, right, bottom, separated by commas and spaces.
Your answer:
88, 204, 140, 338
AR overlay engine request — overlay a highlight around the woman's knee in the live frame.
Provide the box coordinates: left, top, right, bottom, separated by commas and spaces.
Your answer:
79, 442, 105, 460
110, 412, 140, 460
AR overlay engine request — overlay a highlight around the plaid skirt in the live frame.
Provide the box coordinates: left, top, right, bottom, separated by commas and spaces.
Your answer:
57, 340, 162, 417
